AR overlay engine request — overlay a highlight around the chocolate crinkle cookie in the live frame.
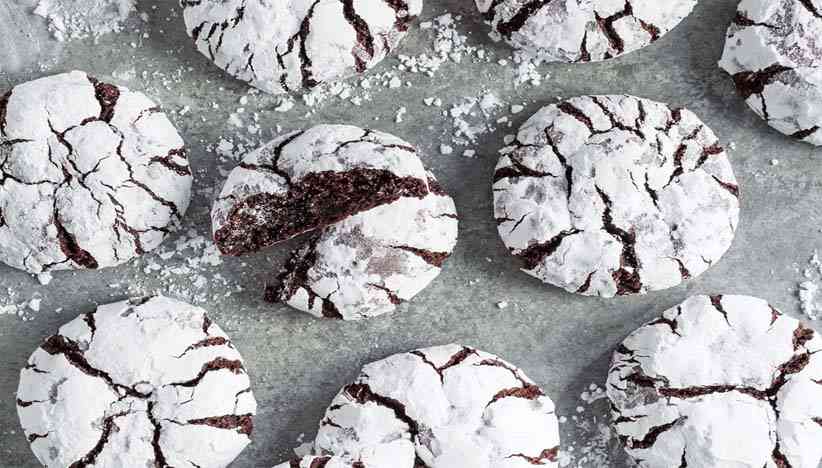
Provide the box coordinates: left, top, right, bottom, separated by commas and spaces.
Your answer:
720, 0, 822, 145
212, 125, 458, 320
493, 95, 739, 298
475, 0, 697, 63
181, 0, 422, 95
16, 296, 257, 468
312, 344, 560, 468
0, 71, 192, 275
607, 295, 822, 468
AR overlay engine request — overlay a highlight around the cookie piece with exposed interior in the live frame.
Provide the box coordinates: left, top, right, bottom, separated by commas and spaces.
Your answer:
493, 95, 739, 297
212, 124, 431, 257
213, 125, 458, 320
314, 344, 560, 467
267, 175, 458, 320
607, 295, 822, 467
0, 71, 192, 274
16, 296, 257, 468
719, 0, 822, 145
476, 0, 697, 63
182, 0, 422, 95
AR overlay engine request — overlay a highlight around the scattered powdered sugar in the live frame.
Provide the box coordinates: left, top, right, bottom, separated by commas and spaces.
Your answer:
557, 383, 622, 467
511, 51, 546, 87
33, 0, 136, 42
799, 251, 822, 320
398, 14, 488, 76
396, 13, 544, 87
449, 93, 501, 144
0, 289, 44, 322
140, 229, 239, 304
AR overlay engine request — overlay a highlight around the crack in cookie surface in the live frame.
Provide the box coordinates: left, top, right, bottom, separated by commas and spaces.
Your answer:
477, 0, 697, 63
493, 95, 739, 297
182, 0, 422, 95
607, 295, 822, 467
16, 296, 256, 468
0, 71, 191, 274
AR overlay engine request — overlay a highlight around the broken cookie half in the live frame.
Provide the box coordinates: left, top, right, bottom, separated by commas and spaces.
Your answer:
212, 124, 459, 320
476, 0, 697, 63
607, 295, 822, 467
493, 95, 739, 297
16, 295, 257, 468
0, 71, 192, 275
276, 344, 560, 468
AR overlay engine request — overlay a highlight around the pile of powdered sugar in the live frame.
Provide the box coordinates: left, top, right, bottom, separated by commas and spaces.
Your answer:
33, 0, 135, 41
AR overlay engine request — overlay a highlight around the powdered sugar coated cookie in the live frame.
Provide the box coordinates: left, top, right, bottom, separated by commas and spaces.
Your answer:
476, 0, 697, 63
182, 0, 422, 94
315, 344, 560, 467
214, 125, 458, 320
493, 95, 739, 297
719, 0, 822, 145
0, 71, 192, 274
607, 295, 822, 467
16, 296, 256, 468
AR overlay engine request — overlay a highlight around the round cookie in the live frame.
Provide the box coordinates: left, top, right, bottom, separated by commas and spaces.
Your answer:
274, 440, 415, 468
476, 0, 697, 63
493, 95, 739, 297
314, 344, 560, 468
719, 0, 822, 145
16, 296, 257, 468
607, 295, 822, 467
0, 71, 192, 275
213, 125, 458, 320
182, 0, 422, 95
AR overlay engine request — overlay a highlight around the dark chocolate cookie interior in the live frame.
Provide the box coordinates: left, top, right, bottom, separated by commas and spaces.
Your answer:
215, 168, 428, 256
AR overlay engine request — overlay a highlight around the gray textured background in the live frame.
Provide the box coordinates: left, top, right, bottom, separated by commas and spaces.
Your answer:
0, 0, 820, 467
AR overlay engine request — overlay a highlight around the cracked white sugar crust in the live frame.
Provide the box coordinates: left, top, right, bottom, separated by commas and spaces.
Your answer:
273, 440, 416, 468
606, 295, 822, 468
475, 0, 697, 63
314, 344, 560, 468
719, 0, 822, 146
181, 0, 423, 95
492, 95, 739, 297
0, 71, 192, 274
273, 181, 458, 321
16, 296, 257, 468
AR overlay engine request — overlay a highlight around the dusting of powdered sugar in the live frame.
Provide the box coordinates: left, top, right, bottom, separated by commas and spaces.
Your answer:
556, 383, 624, 467
33, 0, 136, 42
799, 251, 822, 320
